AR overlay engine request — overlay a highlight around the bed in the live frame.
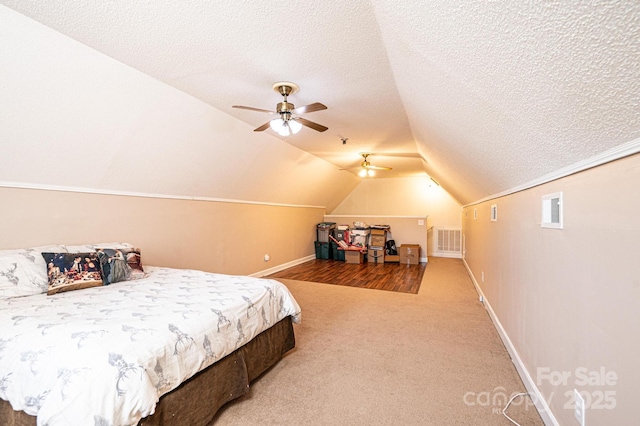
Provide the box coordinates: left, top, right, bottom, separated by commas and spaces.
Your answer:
0, 244, 301, 425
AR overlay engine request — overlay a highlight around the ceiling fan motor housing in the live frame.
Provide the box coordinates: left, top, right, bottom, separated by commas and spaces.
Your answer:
277, 101, 295, 113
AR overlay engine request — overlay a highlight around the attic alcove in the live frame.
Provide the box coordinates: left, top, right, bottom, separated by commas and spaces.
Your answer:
324, 214, 429, 262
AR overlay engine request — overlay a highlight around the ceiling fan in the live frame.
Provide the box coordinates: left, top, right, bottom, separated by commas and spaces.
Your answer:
356, 153, 392, 177
232, 82, 328, 136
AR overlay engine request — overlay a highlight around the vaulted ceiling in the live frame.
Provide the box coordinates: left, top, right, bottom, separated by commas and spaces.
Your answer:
2, 1, 639, 205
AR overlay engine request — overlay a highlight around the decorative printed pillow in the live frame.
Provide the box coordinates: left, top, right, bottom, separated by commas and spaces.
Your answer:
95, 247, 145, 285
41, 252, 103, 295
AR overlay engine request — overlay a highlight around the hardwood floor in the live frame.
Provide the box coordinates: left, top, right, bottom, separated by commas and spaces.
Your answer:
266, 259, 427, 294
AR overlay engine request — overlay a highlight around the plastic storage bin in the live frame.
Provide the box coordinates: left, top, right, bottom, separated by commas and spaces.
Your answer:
331, 241, 345, 261
316, 222, 336, 243
349, 228, 370, 248
335, 224, 349, 240
315, 241, 331, 259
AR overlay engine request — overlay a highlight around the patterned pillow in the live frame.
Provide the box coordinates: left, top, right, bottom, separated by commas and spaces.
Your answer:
95, 247, 145, 285
0, 254, 48, 298
41, 252, 103, 295
0, 245, 67, 299
0, 244, 68, 257
65, 242, 134, 253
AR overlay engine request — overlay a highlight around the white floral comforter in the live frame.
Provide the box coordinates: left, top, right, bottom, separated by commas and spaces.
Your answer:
0, 266, 301, 426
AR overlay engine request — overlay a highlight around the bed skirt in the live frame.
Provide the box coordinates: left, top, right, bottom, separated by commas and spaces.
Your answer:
0, 316, 295, 426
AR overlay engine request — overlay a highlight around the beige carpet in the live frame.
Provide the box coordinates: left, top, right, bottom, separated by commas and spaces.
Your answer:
213, 258, 543, 425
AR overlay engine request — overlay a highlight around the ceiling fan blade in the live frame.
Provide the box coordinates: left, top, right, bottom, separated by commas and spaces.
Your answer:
232, 105, 275, 114
254, 122, 271, 132
296, 117, 328, 132
366, 165, 393, 171
291, 102, 327, 115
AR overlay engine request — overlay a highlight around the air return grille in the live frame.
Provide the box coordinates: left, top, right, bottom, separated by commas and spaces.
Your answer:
434, 228, 462, 258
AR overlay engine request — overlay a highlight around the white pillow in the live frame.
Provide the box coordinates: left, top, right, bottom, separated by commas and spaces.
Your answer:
65, 242, 134, 253
0, 245, 66, 299
0, 244, 67, 257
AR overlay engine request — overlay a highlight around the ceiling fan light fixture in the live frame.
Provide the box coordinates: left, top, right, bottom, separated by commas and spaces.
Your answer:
278, 123, 291, 137
269, 116, 301, 137
270, 118, 284, 132
358, 169, 367, 177
269, 118, 290, 136
367, 169, 375, 177
288, 119, 302, 134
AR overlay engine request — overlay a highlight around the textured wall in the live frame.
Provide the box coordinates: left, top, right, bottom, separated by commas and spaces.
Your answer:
2, 2, 638, 205
0, 6, 358, 211
372, 0, 640, 203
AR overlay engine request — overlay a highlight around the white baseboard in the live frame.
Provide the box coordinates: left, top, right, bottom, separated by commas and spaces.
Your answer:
462, 259, 558, 426
250, 254, 316, 278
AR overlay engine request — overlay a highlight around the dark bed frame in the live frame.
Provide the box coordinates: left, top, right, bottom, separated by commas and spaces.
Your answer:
0, 316, 295, 426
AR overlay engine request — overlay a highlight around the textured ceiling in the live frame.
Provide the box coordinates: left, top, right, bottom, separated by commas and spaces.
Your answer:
2, 0, 639, 204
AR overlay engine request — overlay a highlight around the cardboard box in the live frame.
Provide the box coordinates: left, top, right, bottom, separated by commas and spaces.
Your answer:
369, 229, 386, 249
399, 244, 421, 265
385, 254, 400, 263
367, 249, 385, 263
345, 250, 365, 264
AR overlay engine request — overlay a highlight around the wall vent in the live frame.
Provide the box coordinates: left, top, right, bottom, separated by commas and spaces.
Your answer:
542, 192, 563, 229
434, 228, 462, 258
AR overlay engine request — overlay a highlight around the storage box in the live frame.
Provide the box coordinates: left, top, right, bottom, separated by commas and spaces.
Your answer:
345, 250, 365, 264
369, 229, 386, 249
349, 229, 370, 248
331, 242, 345, 261
316, 222, 336, 243
315, 241, 331, 260
367, 249, 385, 263
399, 244, 421, 265
335, 228, 350, 242
385, 254, 400, 263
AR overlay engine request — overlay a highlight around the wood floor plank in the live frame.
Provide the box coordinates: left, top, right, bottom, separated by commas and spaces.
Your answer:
266, 259, 426, 294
